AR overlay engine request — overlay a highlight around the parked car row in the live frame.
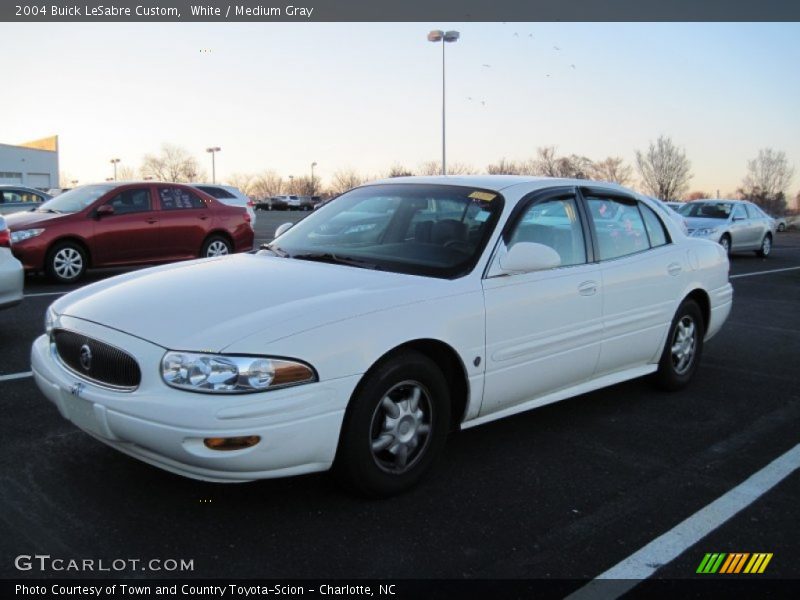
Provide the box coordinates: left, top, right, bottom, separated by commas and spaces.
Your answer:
0, 185, 52, 215
256, 195, 322, 211
5, 181, 254, 283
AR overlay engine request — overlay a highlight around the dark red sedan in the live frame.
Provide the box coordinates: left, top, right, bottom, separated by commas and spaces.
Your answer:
6, 182, 254, 283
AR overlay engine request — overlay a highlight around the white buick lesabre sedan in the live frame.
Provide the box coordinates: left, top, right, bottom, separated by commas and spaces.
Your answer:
32, 176, 733, 496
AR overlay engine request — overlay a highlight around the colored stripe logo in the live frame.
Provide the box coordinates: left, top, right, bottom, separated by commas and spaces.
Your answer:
697, 553, 773, 574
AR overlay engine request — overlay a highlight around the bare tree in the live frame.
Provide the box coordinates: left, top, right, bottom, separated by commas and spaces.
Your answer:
250, 170, 284, 199
290, 175, 316, 196
590, 157, 632, 186
532, 146, 560, 176
737, 148, 794, 214
685, 191, 711, 201
487, 158, 523, 175
328, 169, 365, 195
386, 164, 415, 178
635, 135, 693, 201
141, 144, 205, 183
417, 161, 442, 176
225, 173, 256, 196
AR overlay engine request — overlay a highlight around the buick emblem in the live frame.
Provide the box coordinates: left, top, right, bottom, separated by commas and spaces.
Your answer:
79, 344, 92, 371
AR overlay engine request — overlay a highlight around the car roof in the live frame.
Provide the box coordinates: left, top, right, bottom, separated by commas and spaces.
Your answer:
365, 174, 631, 193
686, 198, 745, 204
0, 184, 48, 192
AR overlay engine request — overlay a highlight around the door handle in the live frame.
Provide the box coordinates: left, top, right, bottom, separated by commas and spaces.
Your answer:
146, 218, 158, 224
199, 214, 209, 220
578, 281, 598, 296
667, 262, 682, 276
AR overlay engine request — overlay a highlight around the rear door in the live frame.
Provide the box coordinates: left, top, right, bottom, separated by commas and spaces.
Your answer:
581, 189, 685, 374
92, 186, 160, 264
155, 186, 213, 259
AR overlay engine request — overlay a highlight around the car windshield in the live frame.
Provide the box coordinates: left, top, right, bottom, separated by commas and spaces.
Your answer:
271, 183, 504, 278
678, 202, 732, 219
37, 184, 115, 214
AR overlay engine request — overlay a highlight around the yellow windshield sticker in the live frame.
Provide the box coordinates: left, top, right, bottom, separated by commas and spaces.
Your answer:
468, 191, 496, 201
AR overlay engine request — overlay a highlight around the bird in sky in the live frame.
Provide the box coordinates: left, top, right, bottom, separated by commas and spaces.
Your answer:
482, 64, 491, 68
553, 46, 560, 51
571, 64, 576, 69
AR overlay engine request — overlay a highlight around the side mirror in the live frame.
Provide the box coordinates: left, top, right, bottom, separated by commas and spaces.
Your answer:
274, 222, 294, 238
95, 204, 115, 218
499, 242, 561, 274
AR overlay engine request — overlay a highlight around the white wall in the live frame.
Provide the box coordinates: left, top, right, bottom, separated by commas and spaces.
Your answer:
0, 143, 59, 189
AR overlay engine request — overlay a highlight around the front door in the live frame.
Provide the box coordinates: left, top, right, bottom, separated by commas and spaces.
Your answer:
481, 189, 602, 416
92, 186, 160, 264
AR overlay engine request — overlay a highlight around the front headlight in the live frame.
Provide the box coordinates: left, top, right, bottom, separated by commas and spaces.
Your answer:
11, 228, 45, 243
691, 227, 718, 237
161, 352, 316, 393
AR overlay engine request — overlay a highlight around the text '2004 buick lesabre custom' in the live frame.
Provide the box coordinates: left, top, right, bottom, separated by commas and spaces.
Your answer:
31, 176, 733, 496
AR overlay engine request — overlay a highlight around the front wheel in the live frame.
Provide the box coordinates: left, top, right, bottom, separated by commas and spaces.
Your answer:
756, 234, 772, 257
334, 350, 450, 497
653, 299, 704, 391
719, 234, 731, 255
46, 242, 87, 284
201, 235, 232, 258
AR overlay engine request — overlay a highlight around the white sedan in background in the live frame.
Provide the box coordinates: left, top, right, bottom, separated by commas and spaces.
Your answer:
0, 215, 24, 309
32, 176, 732, 496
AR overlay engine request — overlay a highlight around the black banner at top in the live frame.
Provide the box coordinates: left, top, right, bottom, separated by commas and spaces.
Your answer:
3, 0, 800, 22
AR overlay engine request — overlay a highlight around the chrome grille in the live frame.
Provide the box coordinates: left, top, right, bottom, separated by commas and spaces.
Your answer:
53, 329, 141, 390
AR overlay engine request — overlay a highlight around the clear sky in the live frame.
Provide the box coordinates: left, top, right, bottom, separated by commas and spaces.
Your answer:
2, 22, 799, 198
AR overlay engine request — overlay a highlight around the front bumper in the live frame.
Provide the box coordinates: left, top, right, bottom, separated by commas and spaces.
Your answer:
30, 321, 357, 482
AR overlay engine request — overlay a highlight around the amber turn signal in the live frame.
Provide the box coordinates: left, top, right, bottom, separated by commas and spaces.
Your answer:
203, 435, 261, 451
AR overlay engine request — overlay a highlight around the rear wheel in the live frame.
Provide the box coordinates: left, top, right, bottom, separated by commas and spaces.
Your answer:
334, 350, 450, 497
653, 299, 704, 391
756, 234, 772, 257
201, 235, 232, 258
46, 242, 87, 284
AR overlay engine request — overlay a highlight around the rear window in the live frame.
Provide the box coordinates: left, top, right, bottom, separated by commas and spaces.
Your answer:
197, 186, 235, 199
159, 187, 207, 210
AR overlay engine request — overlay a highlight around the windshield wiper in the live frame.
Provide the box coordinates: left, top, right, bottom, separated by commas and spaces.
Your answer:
38, 208, 62, 214
291, 252, 380, 270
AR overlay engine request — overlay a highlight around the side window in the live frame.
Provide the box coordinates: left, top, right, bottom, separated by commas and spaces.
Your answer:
508, 196, 586, 267
639, 203, 670, 247
744, 204, 759, 219
732, 204, 747, 220
159, 187, 207, 210
106, 188, 152, 215
586, 196, 649, 260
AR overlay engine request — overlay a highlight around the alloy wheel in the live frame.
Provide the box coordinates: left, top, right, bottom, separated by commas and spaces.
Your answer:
671, 316, 697, 375
53, 247, 83, 280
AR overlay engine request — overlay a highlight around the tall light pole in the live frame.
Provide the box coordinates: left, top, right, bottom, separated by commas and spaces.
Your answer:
427, 29, 460, 176
110, 158, 120, 181
206, 146, 221, 183
310, 162, 317, 195
288, 175, 294, 194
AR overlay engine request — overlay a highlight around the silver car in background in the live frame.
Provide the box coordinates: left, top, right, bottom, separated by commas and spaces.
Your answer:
0, 215, 24, 309
679, 199, 775, 257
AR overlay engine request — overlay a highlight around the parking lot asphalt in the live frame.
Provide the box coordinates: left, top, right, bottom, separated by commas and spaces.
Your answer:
1, 224, 799, 589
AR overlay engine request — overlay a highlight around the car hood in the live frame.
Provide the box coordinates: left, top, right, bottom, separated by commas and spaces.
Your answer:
52, 253, 465, 352
684, 217, 729, 229
4, 210, 66, 228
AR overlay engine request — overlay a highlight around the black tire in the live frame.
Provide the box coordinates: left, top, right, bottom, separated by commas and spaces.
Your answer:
46, 241, 87, 284
719, 234, 731, 255
334, 350, 450, 497
756, 234, 772, 258
201, 235, 232, 258
653, 299, 704, 391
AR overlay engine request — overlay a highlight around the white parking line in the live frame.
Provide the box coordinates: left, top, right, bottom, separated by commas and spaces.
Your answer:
0, 371, 33, 382
24, 291, 69, 298
567, 442, 800, 599
730, 265, 800, 279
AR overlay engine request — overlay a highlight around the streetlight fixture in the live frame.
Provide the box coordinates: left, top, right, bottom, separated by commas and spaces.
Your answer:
427, 29, 460, 176
206, 146, 221, 183
110, 158, 121, 181
310, 162, 317, 195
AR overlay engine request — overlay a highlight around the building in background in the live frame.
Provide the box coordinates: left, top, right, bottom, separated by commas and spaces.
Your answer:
0, 136, 59, 190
